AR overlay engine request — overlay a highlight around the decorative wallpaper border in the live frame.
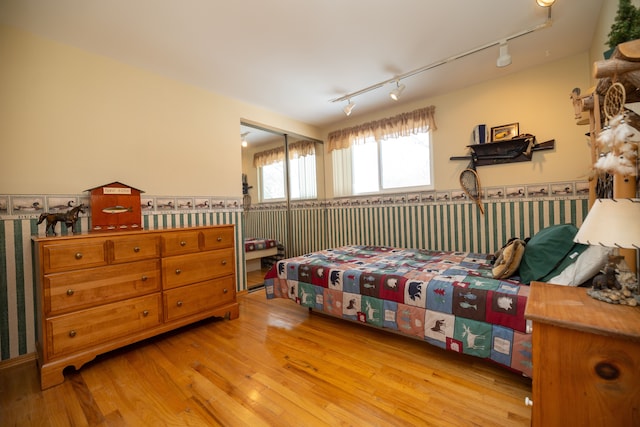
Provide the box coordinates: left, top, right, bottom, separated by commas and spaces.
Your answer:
247, 180, 590, 210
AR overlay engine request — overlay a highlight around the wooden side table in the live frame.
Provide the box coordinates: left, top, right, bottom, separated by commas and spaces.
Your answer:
525, 282, 640, 427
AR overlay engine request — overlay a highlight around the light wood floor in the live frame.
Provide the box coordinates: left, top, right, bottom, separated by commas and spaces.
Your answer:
1, 289, 532, 426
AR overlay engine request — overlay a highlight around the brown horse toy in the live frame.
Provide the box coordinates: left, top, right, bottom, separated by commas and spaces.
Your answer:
37, 204, 85, 236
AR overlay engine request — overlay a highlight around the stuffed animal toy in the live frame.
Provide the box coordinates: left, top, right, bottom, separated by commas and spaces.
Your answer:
492, 238, 527, 279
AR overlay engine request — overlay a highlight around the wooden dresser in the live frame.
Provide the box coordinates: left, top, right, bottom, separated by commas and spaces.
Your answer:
32, 225, 238, 389
525, 282, 640, 426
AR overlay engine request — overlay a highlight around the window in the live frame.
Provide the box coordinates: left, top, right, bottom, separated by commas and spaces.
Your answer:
333, 131, 433, 196
256, 142, 317, 202
260, 162, 285, 200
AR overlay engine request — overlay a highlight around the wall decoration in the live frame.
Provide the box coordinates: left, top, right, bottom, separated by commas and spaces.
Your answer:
176, 198, 194, 210
11, 196, 44, 213
506, 186, 525, 198
421, 193, 435, 203
156, 198, 176, 210
451, 190, 467, 201
490, 122, 519, 141
0, 196, 8, 214
576, 181, 590, 195
194, 198, 210, 209
407, 193, 421, 204
211, 199, 226, 209
47, 197, 78, 213
141, 198, 154, 211
436, 192, 450, 202
86, 182, 143, 231
486, 187, 506, 199
551, 183, 574, 196
527, 184, 550, 197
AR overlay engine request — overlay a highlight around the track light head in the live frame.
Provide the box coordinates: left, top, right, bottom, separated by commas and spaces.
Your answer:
343, 100, 356, 116
496, 41, 512, 67
389, 81, 406, 101
240, 131, 250, 147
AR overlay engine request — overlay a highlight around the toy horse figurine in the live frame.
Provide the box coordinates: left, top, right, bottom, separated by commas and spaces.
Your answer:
37, 204, 85, 236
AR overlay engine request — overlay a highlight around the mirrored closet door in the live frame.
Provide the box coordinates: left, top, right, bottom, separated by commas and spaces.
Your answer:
240, 122, 327, 286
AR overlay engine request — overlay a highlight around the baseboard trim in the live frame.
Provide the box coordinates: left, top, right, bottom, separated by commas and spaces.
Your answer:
0, 352, 37, 371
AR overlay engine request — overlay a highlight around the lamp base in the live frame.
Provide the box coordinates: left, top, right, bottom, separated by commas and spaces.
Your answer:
587, 283, 639, 306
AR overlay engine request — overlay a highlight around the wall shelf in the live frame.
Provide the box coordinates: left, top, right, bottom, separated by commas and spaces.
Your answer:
450, 136, 555, 166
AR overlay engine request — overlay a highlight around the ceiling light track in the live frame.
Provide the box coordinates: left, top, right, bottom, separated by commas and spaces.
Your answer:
331, 3, 554, 109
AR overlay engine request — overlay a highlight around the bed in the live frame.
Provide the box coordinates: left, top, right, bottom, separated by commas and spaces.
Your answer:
245, 237, 279, 272
264, 225, 609, 377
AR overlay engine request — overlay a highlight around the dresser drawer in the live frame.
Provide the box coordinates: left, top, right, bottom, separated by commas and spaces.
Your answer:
111, 235, 160, 263
164, 276, 235, 321
42, 240, 108, 273
162, 248, 234, 290
44, 260, 161, 315
201, 226, 234, 251
161, 230, 201, 256
46, 293, 162, 358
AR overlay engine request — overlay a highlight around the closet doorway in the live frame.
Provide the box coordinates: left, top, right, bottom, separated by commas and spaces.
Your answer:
240, 122, 326, 288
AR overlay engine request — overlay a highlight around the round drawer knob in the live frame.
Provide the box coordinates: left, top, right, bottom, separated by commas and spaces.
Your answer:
133, 246, 140, 252
180, 241, 187, 247
177, 301, 183, 307
175, 269, 181, 275
595, 361, 620, 380
69, 330, 77, 338
217, 236, 223, 242
75, 252, 83, 260
221, 260, 227, 265
223, 288, 228, 294
66, 289, 75, 296
141, 275, 148, 281
142, 310, 149, 317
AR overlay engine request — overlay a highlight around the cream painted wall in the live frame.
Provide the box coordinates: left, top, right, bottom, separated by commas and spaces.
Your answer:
0, 25, 321, 197
321, 52, 593, 197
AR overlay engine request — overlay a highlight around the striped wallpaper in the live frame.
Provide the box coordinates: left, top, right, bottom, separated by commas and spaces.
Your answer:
0, 192, 589, 362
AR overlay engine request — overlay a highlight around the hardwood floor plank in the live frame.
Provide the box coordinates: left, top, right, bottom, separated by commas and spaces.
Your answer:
1, 290, 532, 426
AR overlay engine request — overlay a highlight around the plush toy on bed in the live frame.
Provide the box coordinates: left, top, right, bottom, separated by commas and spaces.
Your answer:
492, 238, 527, 279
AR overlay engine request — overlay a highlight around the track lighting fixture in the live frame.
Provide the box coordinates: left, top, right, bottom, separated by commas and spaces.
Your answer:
496, 40, 512, 68
343, 99, 356, 116
389, 81, 406, 101
331, 0, 554, 113
241, 131, 250, 147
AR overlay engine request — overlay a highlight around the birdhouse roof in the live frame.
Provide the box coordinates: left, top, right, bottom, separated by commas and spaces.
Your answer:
84, 181, 145, 193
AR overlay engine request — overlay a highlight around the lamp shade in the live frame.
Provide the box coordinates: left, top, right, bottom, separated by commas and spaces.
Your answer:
574, 198, 640, 249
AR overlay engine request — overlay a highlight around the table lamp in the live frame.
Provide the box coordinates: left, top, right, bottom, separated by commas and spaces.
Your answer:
574, 198, 640, 306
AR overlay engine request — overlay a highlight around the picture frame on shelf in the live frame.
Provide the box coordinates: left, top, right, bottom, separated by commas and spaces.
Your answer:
490, 122, 519, 141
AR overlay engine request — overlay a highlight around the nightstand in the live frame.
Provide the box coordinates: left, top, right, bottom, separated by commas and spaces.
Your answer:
525, 282, 640, 426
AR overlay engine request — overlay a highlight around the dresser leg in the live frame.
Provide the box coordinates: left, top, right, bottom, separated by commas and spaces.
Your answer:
40, 365, 65, 390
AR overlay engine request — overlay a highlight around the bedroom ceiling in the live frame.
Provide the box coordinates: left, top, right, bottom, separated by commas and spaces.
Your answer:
1, 0, 604, 128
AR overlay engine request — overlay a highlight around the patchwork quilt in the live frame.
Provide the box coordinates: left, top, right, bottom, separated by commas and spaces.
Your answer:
245, 237, 278, 252
264, 245, 532, 377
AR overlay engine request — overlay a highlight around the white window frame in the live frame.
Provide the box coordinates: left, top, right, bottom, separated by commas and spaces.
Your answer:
332, 131, 434, 197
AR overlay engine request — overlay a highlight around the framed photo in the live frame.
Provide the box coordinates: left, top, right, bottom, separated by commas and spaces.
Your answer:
490, 122, 519, 141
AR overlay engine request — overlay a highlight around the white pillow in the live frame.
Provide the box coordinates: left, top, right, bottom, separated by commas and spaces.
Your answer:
547, 245, 611, 286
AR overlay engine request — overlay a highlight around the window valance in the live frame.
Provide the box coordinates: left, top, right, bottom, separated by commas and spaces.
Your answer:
253, 140, 316, 168
327, 105, 436, 153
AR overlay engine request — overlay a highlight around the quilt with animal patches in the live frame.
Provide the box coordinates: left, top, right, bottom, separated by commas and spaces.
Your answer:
264, 245, 532, 377
245, 237, 278, 252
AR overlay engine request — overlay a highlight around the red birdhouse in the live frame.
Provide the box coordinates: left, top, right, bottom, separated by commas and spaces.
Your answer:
86, 182, 143, 231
